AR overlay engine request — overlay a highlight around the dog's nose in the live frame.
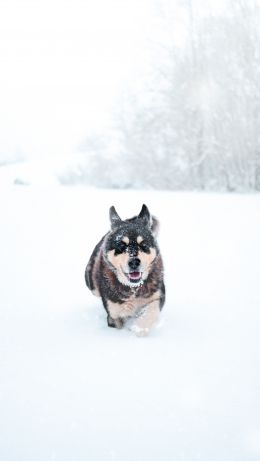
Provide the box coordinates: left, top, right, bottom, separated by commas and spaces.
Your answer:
128, 258, 141, 270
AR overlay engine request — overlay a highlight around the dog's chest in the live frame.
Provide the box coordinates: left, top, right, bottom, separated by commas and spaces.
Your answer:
107, 293, 149, 319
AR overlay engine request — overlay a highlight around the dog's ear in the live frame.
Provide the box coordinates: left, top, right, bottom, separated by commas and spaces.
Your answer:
109, 206, 122, 229
151, 216, 160, 237
138, 204, 151, 227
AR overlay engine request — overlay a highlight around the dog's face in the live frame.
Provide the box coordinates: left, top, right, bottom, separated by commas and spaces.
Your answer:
105, 204, 158, 287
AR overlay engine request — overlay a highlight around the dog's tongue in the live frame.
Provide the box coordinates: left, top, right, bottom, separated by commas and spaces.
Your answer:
129, 271, 141, 280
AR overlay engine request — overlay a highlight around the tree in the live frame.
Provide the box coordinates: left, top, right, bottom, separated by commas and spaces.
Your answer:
114, 0, 260, 191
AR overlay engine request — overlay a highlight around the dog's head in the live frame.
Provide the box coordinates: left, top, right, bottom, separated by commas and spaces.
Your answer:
104, 204, 159, 287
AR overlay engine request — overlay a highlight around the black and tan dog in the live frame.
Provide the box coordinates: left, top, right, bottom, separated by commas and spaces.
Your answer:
85, 204, 165, 336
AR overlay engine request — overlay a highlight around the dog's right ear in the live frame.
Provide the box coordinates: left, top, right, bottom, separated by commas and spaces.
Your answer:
109, 206, 122, 230
138, 204, 151, 227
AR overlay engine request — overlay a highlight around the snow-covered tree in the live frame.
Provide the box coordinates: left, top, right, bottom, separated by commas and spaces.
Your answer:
76, 0, 260, 191
114, 0, 260, 191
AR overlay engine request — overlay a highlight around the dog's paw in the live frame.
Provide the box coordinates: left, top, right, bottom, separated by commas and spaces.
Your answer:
130, 324, 150, 337
107, 315, 124, 329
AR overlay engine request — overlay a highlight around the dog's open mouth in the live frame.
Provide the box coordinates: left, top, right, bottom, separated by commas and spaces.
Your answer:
127, 271, 142, 283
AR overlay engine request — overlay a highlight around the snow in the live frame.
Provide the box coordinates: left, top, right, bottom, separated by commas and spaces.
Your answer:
0, 181, 260, 461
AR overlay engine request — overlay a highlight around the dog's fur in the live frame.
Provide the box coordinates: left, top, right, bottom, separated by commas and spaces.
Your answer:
85, 204, 165, 336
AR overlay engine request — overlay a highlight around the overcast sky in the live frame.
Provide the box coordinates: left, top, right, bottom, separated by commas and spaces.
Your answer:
0, 0, 156, 160
0, 0, 233, 162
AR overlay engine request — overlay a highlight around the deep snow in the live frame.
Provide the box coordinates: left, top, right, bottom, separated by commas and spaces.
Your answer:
0, 183, 260, 461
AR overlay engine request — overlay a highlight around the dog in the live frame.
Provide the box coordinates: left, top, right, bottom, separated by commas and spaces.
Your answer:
85, 204, 165, 336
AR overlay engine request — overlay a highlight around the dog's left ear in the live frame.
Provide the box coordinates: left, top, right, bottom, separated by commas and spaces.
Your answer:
138, 204, 151, 228
109, 206, 122, 230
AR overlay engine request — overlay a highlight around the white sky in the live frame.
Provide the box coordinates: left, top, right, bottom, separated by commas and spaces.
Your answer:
0, 0, 230, 161
0, 0, 153, 159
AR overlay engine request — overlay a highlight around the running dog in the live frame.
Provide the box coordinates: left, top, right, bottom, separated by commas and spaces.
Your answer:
85, 204, 165, 336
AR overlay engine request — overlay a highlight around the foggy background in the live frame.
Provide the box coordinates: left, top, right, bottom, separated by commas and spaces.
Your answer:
1, 3, 260, 460
1, 0, 260, 191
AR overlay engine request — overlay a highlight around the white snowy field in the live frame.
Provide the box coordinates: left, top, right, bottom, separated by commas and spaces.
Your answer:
0, 182, 260, 461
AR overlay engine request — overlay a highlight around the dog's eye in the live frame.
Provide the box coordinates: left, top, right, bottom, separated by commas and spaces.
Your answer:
139, 241, 150, 252
115, 241, 128, 253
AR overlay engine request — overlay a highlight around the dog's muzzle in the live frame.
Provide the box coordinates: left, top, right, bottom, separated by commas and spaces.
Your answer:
127, 258, 142, 284
128, 258, 140, 271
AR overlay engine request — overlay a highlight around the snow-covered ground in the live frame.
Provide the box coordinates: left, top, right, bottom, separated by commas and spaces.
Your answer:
0, 178, 260, 461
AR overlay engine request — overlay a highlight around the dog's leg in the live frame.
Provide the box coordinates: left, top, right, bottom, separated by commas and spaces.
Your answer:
107, 315, 124, 329
106, 300, 133, 330
130, 300, 160, 337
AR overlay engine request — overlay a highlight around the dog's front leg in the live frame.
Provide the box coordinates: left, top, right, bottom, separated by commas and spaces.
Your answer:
106, 300, 132, 330
107, 315, 124, 329
130, 300, 160, 337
